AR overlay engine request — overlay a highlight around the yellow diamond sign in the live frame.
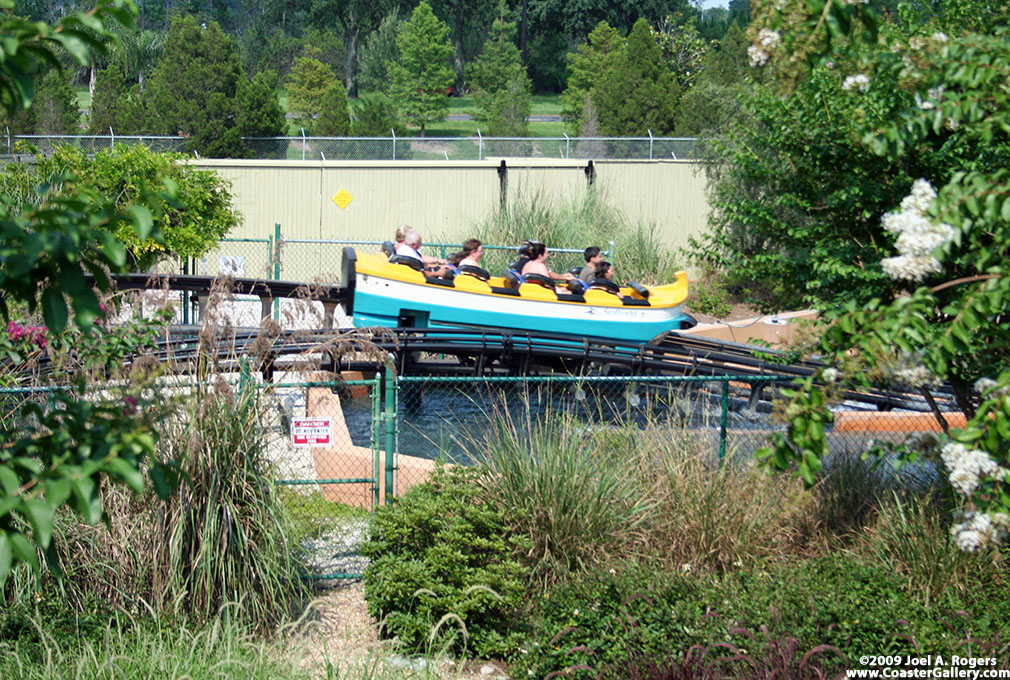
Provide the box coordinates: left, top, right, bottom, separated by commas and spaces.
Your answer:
332, 189, 353, 210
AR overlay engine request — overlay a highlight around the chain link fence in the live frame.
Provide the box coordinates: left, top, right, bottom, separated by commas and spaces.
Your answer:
3, 133, 697, 161
224, 135, 699, 161
395, 375, 790, 464
209, 230, 602, 288
4, 372, 958, 582
264, 375, 387, 581
5, 134, 188, 156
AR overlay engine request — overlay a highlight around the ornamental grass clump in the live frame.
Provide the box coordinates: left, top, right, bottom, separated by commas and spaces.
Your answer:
860, 493, 1000, 608
646, 425, 812, 572
151, 372, 309, 633
472, 405, 655, 589
0, 608, 315, 680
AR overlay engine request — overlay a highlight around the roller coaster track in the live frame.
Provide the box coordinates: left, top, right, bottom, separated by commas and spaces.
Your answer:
66, 274, 955, 413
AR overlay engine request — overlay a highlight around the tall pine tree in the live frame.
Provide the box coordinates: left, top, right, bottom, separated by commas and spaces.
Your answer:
592, 18, 680, 136
560, 21, 624, 135
286, 55, 338, 133
389, 1, 454, 137
145, 16, 244, 156
89, 64, 128, 134
314, 81, 351, 136
468, 1, 532, 137
237, 69, 288, 158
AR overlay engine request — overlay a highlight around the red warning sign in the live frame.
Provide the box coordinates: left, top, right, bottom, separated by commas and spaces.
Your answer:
292, 418, 332, 447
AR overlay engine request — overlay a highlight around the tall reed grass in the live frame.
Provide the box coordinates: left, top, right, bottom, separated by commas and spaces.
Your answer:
472, 405, 656, 589
462, 192, 683, 285
0, 375, 310, 635
646, 426, 812, 572
150, 372, 310, 633
468, 389, 909, 587
860, 493, 1000, 607
2, 298, 312, 635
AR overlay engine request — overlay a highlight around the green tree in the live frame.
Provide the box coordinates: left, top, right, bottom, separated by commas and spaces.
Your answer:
285, 54, 337, 132
145, 15, 243, 156
593, 18, 680, 135
112, 27, 163, 91
526, 30, 568, 93
468, 2, 532, 136
358, 8, 403, 94
689, 6, 990, 312
348, 92, 411, 159
89, 63, 128, 134
529, 0, 692, 41
34, 69, 79, 133
675, 21, 755, 135
389, 0, 454, 137
237, 69, 287, 138
237, 22, 303, 81
728, 0, 750, 24
351, 92, 407, 137
695, 19, 750, 88
301, 26, 346, 82
0, 0, 179, 586
307, 0, 400, 97
432, 0, 493, 96
314, 81, 351, 136
4, 67, 79, 134
560, 20, 624, 134
13, 144, 240, 269
652, 13, 712, 92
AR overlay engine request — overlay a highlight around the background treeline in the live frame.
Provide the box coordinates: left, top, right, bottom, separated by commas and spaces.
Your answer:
3, 0, 758, 155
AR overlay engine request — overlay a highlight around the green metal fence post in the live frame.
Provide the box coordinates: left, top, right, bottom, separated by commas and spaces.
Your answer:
371, 372, 382, 509
383, 354, 397, 505
273, 222, 282, 320
719, 378, 729, 462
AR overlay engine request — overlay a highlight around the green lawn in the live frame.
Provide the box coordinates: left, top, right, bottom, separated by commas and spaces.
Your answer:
78, 87, 565, 138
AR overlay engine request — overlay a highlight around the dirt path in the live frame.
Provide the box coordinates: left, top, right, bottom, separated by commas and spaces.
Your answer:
296, 581, 509, 679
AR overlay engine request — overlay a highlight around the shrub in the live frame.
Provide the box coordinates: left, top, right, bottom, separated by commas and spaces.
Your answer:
515, 552, 1010, 678
512, 564, 716, 679
689, 269, 734, 318
4, 144, 241, 270
361, 466, 530, 658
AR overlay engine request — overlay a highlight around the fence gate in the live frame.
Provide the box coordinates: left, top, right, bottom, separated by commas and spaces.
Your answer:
269, 373, 390, 581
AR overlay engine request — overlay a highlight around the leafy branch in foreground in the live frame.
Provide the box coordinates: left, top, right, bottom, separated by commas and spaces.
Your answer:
0, 0, 187, 587
749, 2, 1010, 550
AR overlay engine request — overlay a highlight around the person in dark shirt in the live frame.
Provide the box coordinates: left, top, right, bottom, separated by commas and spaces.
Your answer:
511, 239, 539, 272
579, 246, 604, 282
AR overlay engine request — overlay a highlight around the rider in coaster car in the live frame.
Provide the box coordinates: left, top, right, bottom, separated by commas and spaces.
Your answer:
395, 228, 451, 277
521, 242, 576, 293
